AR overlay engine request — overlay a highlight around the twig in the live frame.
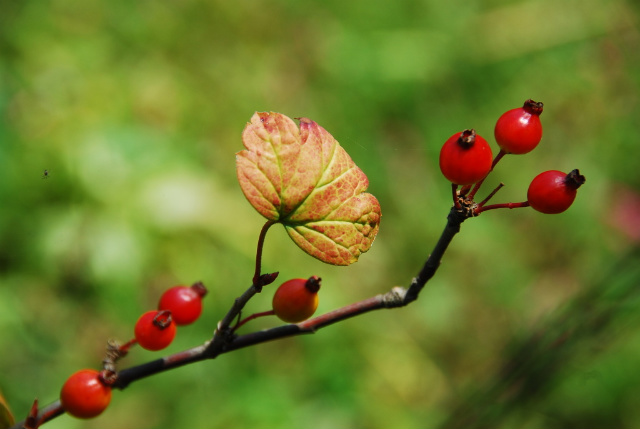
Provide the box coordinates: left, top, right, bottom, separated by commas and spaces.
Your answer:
404, 206, 468, 303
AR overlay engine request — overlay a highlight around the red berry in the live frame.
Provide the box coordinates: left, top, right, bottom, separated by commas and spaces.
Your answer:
60, 369, 112, 419
158, 282, 207, 326
134, 310, 177, 351
439, 129, 493, 186
494, 99, 543, 154
272, 276, 321, 323
527, 169, 586, 214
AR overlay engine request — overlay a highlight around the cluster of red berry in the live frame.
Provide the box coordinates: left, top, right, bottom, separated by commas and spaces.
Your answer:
58, 274, 322, 420
439, 99, 585, 214
59, 282, 207, 419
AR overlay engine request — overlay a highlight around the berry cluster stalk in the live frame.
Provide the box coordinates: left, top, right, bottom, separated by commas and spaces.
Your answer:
11, 205, 471, 429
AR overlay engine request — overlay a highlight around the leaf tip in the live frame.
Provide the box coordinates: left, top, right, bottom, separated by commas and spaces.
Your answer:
295, 117, 314, 125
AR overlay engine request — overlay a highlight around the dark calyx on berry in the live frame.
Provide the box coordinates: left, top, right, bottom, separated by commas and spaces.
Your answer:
457, 129, 477, 148
153, 310, 173, 329
523, 99, 544, 116
564, 169, 586, 190
190, 281, 208, 298
305, 276, 322, 293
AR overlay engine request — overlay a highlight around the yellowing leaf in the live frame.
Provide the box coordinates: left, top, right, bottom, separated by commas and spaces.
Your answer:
0, 389, 15, 429
236, 112, 381, 265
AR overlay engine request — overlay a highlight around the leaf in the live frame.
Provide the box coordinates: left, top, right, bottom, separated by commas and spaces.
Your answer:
236, 112, 381, 266
0, 389, 15, 429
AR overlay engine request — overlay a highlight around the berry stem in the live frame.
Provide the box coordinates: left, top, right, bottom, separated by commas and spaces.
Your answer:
459, 184, 472, 197
233, 310, 276, 331
491, 149, 507, 170
118, 338, 138, 353
452, 183, 461, 209
476, 201, 530, 214
468, 149, 506, 200
477, 183, 505, 207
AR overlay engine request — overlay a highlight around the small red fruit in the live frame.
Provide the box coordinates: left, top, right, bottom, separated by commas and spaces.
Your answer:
494, 99, 544, 154
272, 276, 321, 323
134, 310, 177, 351
527, 169, 586, 214
158, 282, 207, 326
60, 369, 112, 419
439, 129, 493, 186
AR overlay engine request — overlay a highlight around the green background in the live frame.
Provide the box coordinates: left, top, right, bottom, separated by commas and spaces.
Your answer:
1, 0, 640, 428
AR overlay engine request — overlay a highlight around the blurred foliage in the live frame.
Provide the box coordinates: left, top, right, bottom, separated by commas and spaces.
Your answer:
0, 0, 639, 428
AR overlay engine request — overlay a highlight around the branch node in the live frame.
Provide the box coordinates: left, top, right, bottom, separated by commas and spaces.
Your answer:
24, 398, 39, 429
382, 287, 408, 308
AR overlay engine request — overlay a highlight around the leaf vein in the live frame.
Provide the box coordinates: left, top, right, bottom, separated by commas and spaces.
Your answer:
244, 155, 280, 214
291, 225, 353, 253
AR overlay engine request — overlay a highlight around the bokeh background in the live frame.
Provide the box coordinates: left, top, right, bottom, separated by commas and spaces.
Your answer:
1, 0, 640, 428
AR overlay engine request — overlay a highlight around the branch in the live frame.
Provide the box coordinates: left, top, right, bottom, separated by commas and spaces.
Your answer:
228, 286, 408, 351
13, 206, 469, 428
405, 206, 468, 302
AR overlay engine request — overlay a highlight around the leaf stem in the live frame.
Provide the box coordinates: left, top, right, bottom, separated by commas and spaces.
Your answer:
253, 220, 277, 286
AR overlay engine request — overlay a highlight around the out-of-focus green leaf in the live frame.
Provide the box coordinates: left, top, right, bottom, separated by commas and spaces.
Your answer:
237, 112, 381, 265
